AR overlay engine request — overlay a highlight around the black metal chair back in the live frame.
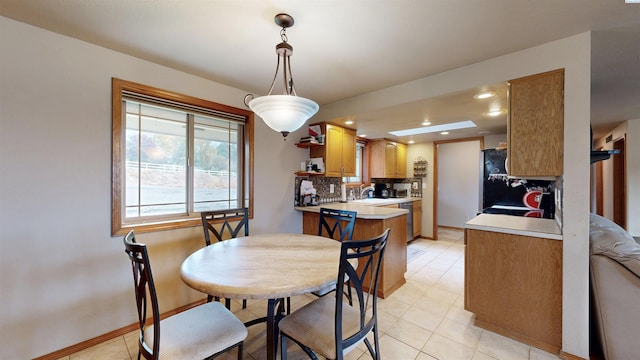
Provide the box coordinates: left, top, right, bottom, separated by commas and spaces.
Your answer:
123, 230, 161, 360
201, 208, 250, 308
201, 208, 249, 246
334, 228, 389, 358
317, 208, 357, 242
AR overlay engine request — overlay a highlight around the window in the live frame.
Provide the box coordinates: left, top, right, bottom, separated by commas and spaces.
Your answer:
343, 142, 365, 184
112, 78, 253, 235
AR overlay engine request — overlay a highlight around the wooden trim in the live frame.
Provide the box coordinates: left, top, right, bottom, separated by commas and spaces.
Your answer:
559, 351, 587, 360
433, 136, 484, 240
34, 299, 207, 360
111, 78, 254, 236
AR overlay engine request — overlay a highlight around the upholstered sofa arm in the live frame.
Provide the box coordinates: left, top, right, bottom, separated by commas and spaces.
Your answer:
590, 254, 640, 360
589, 213, 640, 360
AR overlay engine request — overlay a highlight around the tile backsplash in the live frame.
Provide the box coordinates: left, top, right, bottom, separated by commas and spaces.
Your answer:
294, 176, 422, 206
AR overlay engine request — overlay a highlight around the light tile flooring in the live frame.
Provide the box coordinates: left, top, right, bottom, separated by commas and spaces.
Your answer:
59, 228, 562, 360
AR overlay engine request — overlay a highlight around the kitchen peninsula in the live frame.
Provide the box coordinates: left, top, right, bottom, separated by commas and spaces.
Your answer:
296, 202, 409, 298
464, 213, 563, 354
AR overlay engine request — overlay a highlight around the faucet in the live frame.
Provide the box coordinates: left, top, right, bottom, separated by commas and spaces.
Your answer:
360, 184, 374, 199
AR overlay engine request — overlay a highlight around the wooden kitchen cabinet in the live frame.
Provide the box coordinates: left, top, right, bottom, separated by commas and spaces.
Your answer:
507, 69, 564, 177
413, 200, 422, 238
302, 211, 407, 298
464, 228, 562, 354
309, 123, 356, 177
370, 139, 407, 178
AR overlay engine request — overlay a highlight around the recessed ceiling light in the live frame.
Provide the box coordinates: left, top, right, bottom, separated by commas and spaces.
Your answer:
359, 134, 367, 137
478, 130, 491, 135
408, 140, 415, 144
441, 131, 449, 135
389, 120, 476, 136
487, 110, 503, 117
345, 120, 354, 125
474, 92, 495, 99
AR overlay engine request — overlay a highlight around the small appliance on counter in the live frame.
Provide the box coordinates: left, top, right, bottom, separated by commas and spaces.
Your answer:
374, 183, 388, 198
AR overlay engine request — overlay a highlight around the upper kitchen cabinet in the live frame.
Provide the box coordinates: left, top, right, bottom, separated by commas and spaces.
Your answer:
370, 139, 407, 178
309, 122, 356, 177
508, 69, 564, 177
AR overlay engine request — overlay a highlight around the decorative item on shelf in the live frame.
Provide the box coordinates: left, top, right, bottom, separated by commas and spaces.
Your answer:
413, 157, 428, 178
243, 13, 319, 139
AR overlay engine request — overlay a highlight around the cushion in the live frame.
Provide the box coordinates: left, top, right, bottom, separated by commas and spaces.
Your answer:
590, 213, 640, 277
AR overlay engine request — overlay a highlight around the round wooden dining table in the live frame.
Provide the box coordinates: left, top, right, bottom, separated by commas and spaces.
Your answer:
180, 233, 344, 360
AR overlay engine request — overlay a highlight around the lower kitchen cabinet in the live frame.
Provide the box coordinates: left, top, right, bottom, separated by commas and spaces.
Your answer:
302, 211, 406, 298
413, 200, 422, 238
464, 229, 562, 354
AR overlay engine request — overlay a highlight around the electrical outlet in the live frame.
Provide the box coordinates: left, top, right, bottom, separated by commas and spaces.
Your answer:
330, 184, 335, 193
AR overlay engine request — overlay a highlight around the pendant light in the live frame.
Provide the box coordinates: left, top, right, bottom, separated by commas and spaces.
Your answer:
244, 13, 319, 139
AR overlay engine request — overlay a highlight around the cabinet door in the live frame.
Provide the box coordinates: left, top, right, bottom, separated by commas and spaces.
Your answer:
384, 142, 396, 177
325, 124, 344, 177
508, 69, 564, 176
396, 143, 407, 178
341, 127, 357, 176
465, 229, 562, 352
412, 200, 422, 237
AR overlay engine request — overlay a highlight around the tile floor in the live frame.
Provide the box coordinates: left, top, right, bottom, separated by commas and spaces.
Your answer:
58, 228, 563, 360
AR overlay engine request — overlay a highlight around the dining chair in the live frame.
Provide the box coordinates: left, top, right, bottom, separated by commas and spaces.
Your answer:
313, 208, 358, 301
279, 228, 390, 360
122, 230, 247, 360
201, 208, 249, 309
317, 208, 357, 242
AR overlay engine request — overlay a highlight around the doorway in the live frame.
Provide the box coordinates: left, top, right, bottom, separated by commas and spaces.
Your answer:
613, 137, 626, 229
433, 137, 483, 235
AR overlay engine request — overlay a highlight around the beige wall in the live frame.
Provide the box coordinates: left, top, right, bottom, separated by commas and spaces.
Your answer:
595, 118, 640, 237
317, 33, 592, 358
0, 16, 307, 359
406, 143, 435, 238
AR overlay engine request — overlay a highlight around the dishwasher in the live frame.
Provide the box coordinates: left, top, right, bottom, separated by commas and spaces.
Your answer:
398, 202, 413, 242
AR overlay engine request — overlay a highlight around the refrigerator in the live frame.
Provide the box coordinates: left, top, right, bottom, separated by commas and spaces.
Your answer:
481, 149, 555, 218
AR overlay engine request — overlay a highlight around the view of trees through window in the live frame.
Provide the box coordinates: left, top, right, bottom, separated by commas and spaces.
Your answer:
125, 101, 241, 218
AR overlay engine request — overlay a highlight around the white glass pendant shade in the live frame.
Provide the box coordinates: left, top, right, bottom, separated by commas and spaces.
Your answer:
248, 94, 319, 135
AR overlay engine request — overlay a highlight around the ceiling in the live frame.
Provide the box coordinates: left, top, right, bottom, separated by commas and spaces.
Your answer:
2, 0, 639, 143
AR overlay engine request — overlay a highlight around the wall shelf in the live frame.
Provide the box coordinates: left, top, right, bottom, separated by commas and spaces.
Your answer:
295, 142, 324, 149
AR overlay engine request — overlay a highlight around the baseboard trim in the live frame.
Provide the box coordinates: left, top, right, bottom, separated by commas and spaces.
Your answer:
559, 350, 587, 360
33, 299, 206, 360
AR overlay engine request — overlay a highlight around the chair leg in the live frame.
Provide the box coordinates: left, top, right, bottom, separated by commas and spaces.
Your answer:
207, 294, 214, 303
237, 342, 243, 360
286, 297, 291, 314
280, 333, 287, 360
242, 299, 247, 309
225, 298, 232, 310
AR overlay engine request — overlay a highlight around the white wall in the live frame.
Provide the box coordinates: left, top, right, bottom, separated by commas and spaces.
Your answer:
627, 119, 640, 236
0, 17, 307, 359
437, 140, 482, 227
317, 33, 592, 358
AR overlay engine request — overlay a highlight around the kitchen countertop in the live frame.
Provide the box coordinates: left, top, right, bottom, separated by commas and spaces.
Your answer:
348, 197, 422, 206
465, 213, 562, 240
295, 200, 412, 220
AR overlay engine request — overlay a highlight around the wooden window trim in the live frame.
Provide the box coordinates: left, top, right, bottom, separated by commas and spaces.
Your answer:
111, 78, 254, 236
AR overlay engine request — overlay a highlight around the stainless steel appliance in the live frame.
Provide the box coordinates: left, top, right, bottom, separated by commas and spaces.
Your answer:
399, 202, 413, 242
